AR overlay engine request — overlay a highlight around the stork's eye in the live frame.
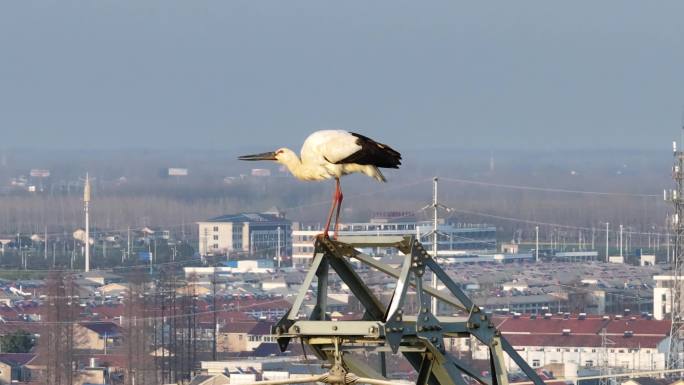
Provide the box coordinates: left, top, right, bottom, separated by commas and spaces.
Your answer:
276, 150, 284, 155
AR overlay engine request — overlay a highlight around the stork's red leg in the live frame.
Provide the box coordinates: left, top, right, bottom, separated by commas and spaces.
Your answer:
333, 180, 344, 239
323, 179, 340, 238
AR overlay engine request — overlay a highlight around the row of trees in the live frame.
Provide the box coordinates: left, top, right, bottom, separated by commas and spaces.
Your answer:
0, 236, 196, 272
31, 268, 205, 385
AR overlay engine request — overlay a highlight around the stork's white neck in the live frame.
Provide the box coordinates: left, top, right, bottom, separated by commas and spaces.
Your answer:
276, 149, 331, 181
274, 149, 310, 180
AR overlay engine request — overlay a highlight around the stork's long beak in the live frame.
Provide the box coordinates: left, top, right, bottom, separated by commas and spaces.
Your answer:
238, 151, 277, 161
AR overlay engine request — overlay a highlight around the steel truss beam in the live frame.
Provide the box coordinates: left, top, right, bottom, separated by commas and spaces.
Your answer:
274, 235, 546, 385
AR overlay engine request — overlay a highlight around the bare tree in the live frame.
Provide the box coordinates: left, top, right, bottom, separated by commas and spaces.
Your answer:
123, 270, 155, 385
40, 271, 75, 385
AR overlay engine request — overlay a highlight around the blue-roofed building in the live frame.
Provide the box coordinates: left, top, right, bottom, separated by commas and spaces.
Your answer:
197, 211, 292, 260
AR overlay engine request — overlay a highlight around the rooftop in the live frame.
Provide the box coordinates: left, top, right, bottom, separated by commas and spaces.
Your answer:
79, 321, 122, 337
203, 212, 290, 224
494, 314, 670, 348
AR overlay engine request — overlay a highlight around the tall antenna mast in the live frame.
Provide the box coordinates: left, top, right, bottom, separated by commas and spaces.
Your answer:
667, 119, 684, 373
599, 328, 614, 385
420, 177, 451, 314
84, 173, 91, 272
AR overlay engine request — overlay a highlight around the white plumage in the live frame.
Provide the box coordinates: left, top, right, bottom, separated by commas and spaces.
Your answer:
239, 129, 401, 238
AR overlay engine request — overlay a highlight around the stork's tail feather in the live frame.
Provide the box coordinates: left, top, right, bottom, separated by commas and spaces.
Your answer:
372, 167, 387, 182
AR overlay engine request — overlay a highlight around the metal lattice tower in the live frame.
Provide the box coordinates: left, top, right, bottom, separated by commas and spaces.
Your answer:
274, 235, 547, 385
667, 130, 684, 372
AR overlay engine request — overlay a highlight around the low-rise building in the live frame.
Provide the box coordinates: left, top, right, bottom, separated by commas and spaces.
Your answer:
189, 373, 230, 385
197, 212, 292, 258
292, 217, 496, 267
217, 321, 275, 352
552, 251, 600, 263
474, 294, 568, 314
469, 314, 670, 372
0, 353, 35, 384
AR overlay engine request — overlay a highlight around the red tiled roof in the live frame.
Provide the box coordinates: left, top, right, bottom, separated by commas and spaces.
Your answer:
219, 321, 257, 333
77, 353, 128, 369
197, 310, 254, 323
495, 315, 670, 337
495, 315, 669, 349
231, 299, 292, 311
219, 320, 274, 334
604, 318, 671, 336
0, 322, 42, 335
505, 334, 665, 349
0, 353, 36, 366
496, 316, 608, 335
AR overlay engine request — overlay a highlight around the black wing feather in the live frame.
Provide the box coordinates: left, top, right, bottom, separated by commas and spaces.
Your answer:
335, 132, 402, 169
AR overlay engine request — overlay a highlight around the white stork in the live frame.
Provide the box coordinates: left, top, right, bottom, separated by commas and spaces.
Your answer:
239, 130, 401, 238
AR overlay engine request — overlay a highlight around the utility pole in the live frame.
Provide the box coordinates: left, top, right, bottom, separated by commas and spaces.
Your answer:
277, 226, 281, 269
84, 173, 91, 272
619, 224, 624, 258
182, 216, 186, 241
605, 222, 610, 262
599, 328, 614, 385
420, 177, 451, 315
44, 226, 48, 260
667, 132, 684, 373
127, 226, 131, 262
535, 226, 539, 262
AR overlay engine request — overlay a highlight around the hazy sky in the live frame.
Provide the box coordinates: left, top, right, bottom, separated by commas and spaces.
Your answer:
1, 1, 684, 151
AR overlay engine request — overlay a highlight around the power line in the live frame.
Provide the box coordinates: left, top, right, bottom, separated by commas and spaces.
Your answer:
441, 177, 662, 199
0, 241, 300, 274
0, 298, 289, 325
2, 178, 433, 238
447, 207, 671, 238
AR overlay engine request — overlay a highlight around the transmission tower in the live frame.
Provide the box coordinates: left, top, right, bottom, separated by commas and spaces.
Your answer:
274, 235, 548, 385
667, 126, 684, 372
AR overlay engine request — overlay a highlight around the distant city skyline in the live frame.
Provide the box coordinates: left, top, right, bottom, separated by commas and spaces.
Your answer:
1, 1, 683, 151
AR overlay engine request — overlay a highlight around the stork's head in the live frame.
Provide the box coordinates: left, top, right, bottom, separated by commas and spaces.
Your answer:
238, 148, 297, 164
